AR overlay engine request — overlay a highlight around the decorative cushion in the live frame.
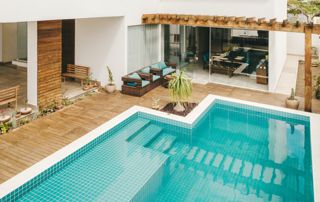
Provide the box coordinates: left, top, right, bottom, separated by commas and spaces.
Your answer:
151, 63, 160, 69
141, 66, 151, 74
158, 62, 167, 70
141, 80, 150, 87
152, 75, 160, 81
128, 72, 141, 80
127, 82, 137, 87
163, 67, 175, 76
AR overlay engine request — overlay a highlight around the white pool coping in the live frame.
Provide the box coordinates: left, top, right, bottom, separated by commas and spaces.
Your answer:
0, 94, 319, 200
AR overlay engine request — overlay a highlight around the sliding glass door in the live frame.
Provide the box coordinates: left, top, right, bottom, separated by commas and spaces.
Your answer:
163, 25, 210, 84
162, 25, 269, 90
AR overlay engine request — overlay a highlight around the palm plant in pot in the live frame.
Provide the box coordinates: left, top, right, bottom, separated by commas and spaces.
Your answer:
286, 88, 300, 109
168, 70, 193, 112
106, 65, 116, 93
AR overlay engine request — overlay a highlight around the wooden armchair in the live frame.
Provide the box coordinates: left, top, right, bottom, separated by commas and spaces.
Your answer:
150, 62, 177, 80
121, 73, 151, 97
0, 86, 19, 111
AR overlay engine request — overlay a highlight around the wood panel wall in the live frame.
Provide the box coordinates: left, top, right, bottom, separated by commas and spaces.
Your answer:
37, 20, 62, 107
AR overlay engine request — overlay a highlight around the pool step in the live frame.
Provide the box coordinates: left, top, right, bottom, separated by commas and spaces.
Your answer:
122, 117, 151, 139
148, 133, 177, 152
177, 148, 296, 199
93, 146, 169, 201
128, 124, 163, 146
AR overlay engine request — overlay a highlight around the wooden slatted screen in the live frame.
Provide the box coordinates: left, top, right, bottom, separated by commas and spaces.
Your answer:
37, 20, 62, 108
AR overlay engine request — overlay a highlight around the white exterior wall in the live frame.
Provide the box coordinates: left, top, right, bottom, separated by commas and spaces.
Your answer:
0, 24, 2, 62
287, 33, 320, 56
269, 32, 287, 92
75, 17, 126, 89
160, 0, 278, 19
0, 0, 157, 25
27, 22, 37, 106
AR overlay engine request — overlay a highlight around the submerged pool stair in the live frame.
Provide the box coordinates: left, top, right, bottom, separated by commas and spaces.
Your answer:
163, 142, 305, 201
128, 124, 163, 146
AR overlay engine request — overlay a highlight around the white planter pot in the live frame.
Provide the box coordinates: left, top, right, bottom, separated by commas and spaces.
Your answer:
20, 107, 32, 115
106, 84, 116, 93
285, 99, 299, 110
0, 115, 10, 123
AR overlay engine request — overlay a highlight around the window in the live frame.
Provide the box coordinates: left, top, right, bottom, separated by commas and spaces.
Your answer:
127, 25, 160, 73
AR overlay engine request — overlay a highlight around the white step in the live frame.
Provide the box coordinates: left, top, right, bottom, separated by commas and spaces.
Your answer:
129, 124, 162, 146
212, 153, 224, 168
242, 161, 253, 177
204, 152, 215, 165
252, 164, 263, 180
149, 133, 176, 152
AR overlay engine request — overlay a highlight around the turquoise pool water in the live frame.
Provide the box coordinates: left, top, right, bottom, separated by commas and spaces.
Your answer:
1, 100, 313, 202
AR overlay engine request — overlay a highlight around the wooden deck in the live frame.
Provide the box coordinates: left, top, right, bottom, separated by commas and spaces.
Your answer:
0, 83, 319, 184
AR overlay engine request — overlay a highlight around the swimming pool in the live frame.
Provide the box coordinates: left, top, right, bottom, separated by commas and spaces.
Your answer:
0, 95, 319, 201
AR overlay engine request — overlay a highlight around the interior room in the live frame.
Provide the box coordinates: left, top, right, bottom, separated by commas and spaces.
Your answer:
0, 22, 28, 108
163, 25, 269, 91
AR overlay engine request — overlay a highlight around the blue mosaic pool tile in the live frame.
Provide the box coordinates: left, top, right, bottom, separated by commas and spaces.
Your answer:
1, 114, 139, 202
1, 98, 314, 202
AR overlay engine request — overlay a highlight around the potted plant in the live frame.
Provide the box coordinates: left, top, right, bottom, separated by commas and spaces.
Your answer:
168, 70, 193, 112
314, 75, 320, 99
0, 109, 10, 123
0, 122, 9, 134
20, 99, 32, 115
286, 88, 300, 109
83, 74, 93, 91
106, 65, 116, 93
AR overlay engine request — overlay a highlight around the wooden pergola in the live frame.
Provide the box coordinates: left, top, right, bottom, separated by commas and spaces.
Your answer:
142, 14, 320, 112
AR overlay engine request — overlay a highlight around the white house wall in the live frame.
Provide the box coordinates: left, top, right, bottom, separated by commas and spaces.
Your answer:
27, 22, 38, 106
0, 24, 2, 62
159, 0, 280, 19
75, 17, 126, 89
268, 31, 288, 92
0, 0, 158, 25
287, 33, 320, 56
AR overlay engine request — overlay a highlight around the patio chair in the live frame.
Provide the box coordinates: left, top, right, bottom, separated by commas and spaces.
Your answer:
139, 66, 162, 89
150, 62, 176, 81
62, 64, 90, 86
0, 85, 19, 111
121, 72, 151, 97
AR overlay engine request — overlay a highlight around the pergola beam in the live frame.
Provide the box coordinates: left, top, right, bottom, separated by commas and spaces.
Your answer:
142, 14, 320, 34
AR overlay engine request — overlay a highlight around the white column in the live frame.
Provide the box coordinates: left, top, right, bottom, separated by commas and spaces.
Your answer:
268, 31, 287, 92
27, 22, 38, 106
0, 23, 2, 62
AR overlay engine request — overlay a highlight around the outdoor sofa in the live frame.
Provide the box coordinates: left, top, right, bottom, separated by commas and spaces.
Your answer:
121, 62, 176, 96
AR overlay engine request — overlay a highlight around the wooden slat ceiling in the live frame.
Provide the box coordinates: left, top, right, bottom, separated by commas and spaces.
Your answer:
142, 14, 320, 34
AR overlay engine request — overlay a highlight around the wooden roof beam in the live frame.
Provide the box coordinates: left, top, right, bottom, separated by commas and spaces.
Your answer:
142, 14, 320, 34
269, 18, 277, 26
282, 19, 289, 27
235, 17, 246, 24
258, 18, 266, 25
246, 17, 256, 24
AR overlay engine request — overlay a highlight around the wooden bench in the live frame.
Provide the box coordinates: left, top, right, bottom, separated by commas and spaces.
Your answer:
62, 64, 90, 86
0, 86, 19, 110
